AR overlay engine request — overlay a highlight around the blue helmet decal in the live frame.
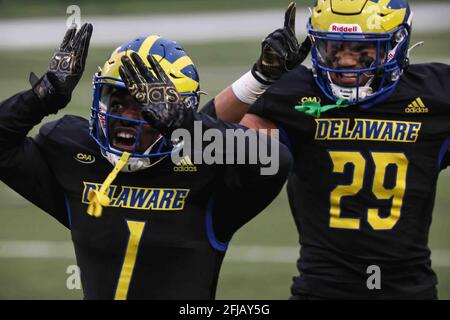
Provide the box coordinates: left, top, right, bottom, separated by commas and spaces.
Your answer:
116, 36, 148, 53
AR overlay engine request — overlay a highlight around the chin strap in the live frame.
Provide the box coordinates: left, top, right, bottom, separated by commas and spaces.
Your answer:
294, 98, 349, 118
87, 152, 131, 218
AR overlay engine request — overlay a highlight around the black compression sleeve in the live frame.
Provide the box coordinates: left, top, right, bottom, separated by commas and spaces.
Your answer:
0, 89, 68, 227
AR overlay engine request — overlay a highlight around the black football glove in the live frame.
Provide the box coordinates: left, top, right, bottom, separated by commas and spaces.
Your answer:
119, 52, 187, 139
254, 2, 311, 82
30, 23, 93, 113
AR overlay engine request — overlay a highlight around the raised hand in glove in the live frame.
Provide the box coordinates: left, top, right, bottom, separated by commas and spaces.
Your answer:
119, 52, 187, 138
30, 23, 93, 113
254, 2, 311, 82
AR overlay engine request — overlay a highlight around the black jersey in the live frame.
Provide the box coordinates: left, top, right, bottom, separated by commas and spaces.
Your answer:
0, 89, 291, 300
249, 63, 450, 299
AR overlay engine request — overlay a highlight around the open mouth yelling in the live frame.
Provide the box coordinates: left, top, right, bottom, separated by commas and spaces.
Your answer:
112, 127, 138, 152
335, 72, 359, 86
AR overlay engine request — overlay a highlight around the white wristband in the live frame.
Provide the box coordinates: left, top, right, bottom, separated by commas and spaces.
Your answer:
231, 71, 271, 105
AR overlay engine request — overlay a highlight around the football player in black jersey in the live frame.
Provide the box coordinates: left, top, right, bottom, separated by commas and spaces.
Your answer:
0, 24, 292, 299
207, 0, 450, 299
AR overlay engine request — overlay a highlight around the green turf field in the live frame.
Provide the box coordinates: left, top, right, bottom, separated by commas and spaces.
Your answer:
0, 31, 449, 299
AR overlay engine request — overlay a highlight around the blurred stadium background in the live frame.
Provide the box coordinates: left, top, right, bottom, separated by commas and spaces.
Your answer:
0, 0, 449, 299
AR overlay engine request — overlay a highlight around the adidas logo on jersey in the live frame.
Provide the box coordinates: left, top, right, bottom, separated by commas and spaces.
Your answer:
405, 97, 429, 113
174, 156, 197, 172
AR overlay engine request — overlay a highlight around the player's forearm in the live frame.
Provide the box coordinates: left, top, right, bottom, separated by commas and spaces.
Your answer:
0, 89, 50, 148
211, 69, 273, 123
213, 86, 251, 123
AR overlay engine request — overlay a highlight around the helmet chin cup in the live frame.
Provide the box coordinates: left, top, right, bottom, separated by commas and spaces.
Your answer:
102, 148, 152, 173
100, 138, 169, 173
329, 82, 373, 104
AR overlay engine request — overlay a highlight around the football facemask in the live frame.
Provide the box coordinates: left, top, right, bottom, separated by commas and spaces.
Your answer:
308, 0, 412, 105
90, 35, 201, 172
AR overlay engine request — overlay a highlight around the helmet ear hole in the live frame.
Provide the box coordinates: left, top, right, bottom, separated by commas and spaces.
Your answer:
395, 29, 408, 43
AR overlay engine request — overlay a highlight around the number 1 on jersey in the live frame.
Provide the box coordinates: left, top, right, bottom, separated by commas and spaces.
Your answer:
114, 220, 146, 300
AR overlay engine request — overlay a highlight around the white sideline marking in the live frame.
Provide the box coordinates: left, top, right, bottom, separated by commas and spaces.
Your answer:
0, 3, 449, 49
0, 241, 75, 259
0, 241, 449, 267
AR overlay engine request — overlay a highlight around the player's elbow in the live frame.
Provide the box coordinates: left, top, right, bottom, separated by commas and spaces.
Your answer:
240, 113, 278, 136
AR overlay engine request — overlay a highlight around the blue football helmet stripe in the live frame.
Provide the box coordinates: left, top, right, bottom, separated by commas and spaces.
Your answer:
149, 37, 186, 64
116, 36, 147, 53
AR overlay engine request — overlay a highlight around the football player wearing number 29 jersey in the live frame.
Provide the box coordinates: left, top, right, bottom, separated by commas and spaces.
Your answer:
208, 0, 450, 299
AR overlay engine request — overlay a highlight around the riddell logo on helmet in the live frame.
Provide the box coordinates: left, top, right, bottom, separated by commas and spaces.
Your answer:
330, 24, 362, 33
